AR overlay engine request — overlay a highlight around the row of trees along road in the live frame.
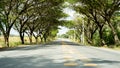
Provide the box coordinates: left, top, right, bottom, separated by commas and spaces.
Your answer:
0, 0, 66, 47
65, 0, 120, 47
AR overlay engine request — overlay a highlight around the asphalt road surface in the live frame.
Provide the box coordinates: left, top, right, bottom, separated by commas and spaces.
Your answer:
0, 39, 120, 68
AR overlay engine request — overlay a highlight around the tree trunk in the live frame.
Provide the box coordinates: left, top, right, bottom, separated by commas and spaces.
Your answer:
43, 34, 47, 42
35, 37, 38, 44
40, 37, 43, 42
33, 34, 39, 44
4, 34, 10, 47
86, 38, 93, 45
99, 27, 106, 46
44, 37, 47, 42
107, 21, 120, 46
39, 35, 43, 43
20, 32, 25, 44
43, 35, 46, 42
29, 35, 32, 44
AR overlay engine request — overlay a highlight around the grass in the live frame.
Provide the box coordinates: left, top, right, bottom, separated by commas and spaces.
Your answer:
108, 46, 120, 51
0, 36, 37, 48
70, 38, 120, 51
0, 36, 54, 48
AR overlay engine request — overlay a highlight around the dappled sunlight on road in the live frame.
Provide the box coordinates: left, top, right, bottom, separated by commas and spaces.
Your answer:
0, 39, 120, 68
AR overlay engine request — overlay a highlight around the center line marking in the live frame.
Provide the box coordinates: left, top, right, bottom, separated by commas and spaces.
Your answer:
64, 62, 78, 66
84, 63, 97, 66
62, 41, 98, 67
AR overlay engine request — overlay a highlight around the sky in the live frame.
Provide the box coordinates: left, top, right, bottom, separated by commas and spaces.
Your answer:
57, 26, 69, 35
63, 7, 76, 20
57, 7, 75, 35
10, 7, 75, 36
10, 28, 19, 35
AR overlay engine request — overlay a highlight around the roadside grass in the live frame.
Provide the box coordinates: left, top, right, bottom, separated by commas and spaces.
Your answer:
0, 36, 54, 48
113, 47, 120, 51
70, 38, 120, 51
0, 36, 37, 48
107, 46, 120, 51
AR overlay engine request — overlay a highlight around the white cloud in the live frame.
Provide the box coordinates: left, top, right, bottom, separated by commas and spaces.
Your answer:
57, 26, 69, 35
63, 7, 76, 20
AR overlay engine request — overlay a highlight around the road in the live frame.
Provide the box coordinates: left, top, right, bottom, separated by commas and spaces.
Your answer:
0, 39, 120, 68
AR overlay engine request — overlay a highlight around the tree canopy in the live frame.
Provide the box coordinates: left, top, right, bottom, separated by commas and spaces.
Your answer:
0, 0, 120, 47
65, 0, 120, 47
0, 0, 66, 47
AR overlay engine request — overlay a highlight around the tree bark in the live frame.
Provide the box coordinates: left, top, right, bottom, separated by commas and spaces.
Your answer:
4, 34, 10, 47
27, 31, 33, 44
86, 38, 93, 45
107, 21, 120, 45
33, 34, 39, 44
43, 34, 47, 42
35, 37, 38, 44
99, 27, 106, 46
44, 37, 47, 42
29, 34, 32, 44
20, 32, 25, 44
40, 36, 43, 43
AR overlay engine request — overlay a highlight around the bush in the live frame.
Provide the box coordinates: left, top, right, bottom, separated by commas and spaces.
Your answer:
93, 31, 101, 46
103, 30, 115, 45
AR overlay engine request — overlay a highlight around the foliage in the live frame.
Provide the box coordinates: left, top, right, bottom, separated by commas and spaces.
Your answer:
0, 0, 66, 47
66, 0, 120, 47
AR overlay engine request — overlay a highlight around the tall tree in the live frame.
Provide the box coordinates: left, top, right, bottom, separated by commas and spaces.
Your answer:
67, 0, 120, 46
0, 0, 33, 47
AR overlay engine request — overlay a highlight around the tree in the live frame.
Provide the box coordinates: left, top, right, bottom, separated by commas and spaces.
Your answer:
0, 0, 34, 47
0, 0, 67, 47
14, 12, 33, 44
67, 0, 120, 46
95, 0, 120, 45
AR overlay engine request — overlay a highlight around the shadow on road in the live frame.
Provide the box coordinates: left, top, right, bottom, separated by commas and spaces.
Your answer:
89, 58, 120, 64
0, 40, 82, 51
0, 56, 120, 68
0, 40, 120, 68
47, 40, 81, 46
0, 55, 63, 68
